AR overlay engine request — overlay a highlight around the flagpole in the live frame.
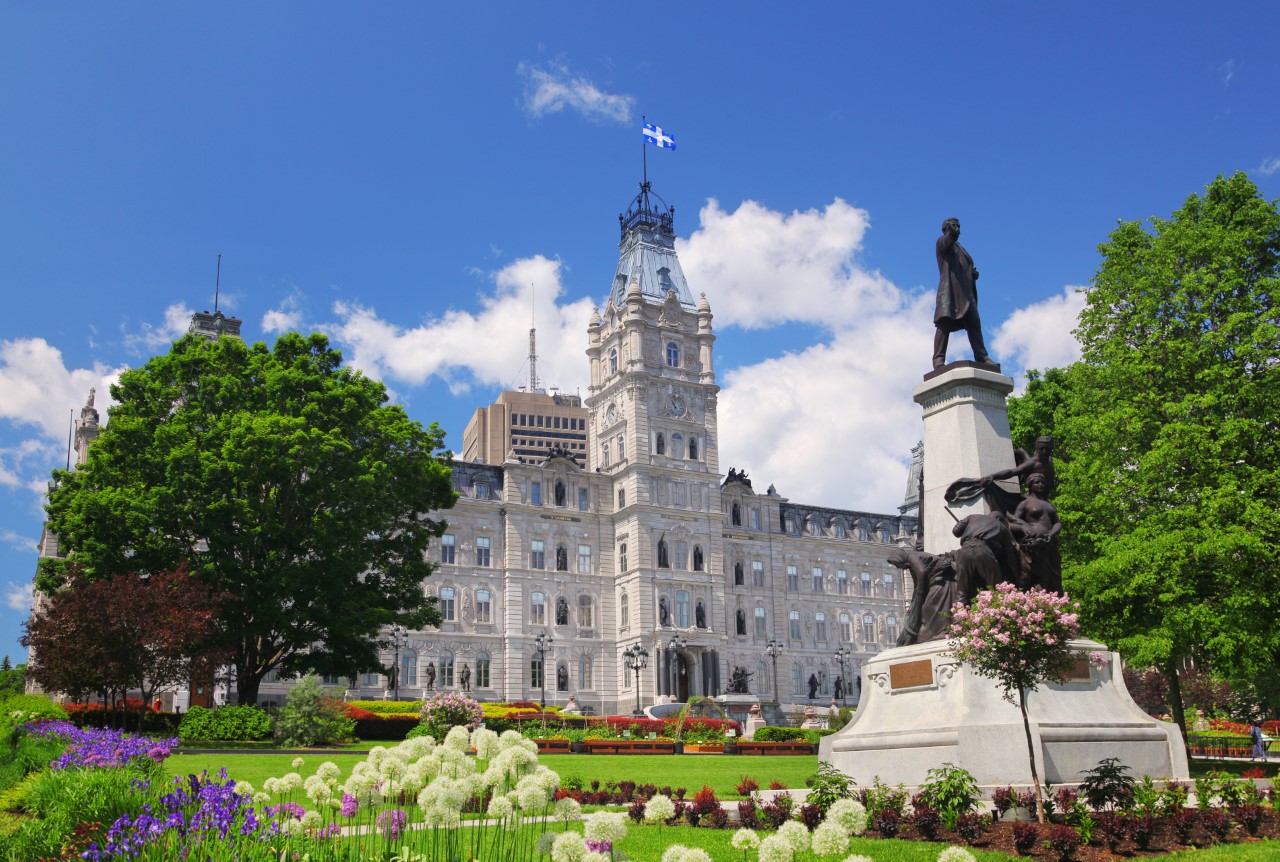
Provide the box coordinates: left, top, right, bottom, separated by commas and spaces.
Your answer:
641, 114, 648, 187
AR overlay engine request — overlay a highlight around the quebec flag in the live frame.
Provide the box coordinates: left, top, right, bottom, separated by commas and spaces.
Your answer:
642, 122, 677, 150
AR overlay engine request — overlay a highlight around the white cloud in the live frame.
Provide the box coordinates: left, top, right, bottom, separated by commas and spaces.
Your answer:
262, 292, 304, 334
678, 199, 903, 330
0, 529, 36, 553
1256, 156, 1280, 177
328, 255, 595, 397
4, 581, 34, 612
517, 61, 633, 124
0, 338, 124, 442
121, 303, 192, 355
993, 286, 1086, 386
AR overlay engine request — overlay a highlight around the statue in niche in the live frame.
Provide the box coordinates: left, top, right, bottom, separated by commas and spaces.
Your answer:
659, 596, 671, 626
459, 663, 471, 692
555, 481, 566, 507
695, 601, 706, 629
807, 674, 819, 700
933, 217, 992, 368
423, 661, 436, 691
657, 538, 669, 568
888, 546, 958, 645
692, 546, 703, 571
557, 664, 569, 691
735, 608, 746, 635
727, 666, 753, 694
555, 597, 569, 626
556, 545, 568, 571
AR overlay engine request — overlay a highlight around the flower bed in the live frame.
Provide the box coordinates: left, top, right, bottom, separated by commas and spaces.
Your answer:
736, 740, 816, 755
583, 738, 677, 754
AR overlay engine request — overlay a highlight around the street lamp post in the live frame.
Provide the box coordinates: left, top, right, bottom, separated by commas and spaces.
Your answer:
667, 634, 687, 702
622, 643, 649, 716
765, 638, 784, 703
833, 645, 852, 708
533, 631, 553, 710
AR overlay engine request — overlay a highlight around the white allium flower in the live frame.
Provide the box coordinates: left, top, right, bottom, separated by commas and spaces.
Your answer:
826, 798, 869, 835
841, 856, 876, 862
472, 727, 499, 760
422, 803, 460, 828
731, 828, 760, 850
679, 850, 713, 862
811, 822, 850, 857
583, 852, 609, 862
937, 848, 978, 862
583, 810, 627, 844
660, 846, 690, 862
498, 729, 525, 749
515, 775, 551, 813
778, 820, 810, 853
644, 793, 676, 823
367, 746, 388, 766
417, 775, 465, 813
555, 797, 583, 824
235, 781, 255, 798
317, 761, 342, 784
487, 795, 514, 820
304, 775, 332, 805
291, 757, 305, 769
300, 809, 322, 830
262, 777, 279, 795
278, 772, 303, 793
380, 756, 407, 782
444, 725, 471, 751
758, 834, 794, 862
400, 737, 433, 759
252, 791, 271, 806
279, 818, 302, 836
550, 830, 587, 862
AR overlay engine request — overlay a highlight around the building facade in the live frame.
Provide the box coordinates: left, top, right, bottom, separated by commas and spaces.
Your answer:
260, 183, 918, 712
461, 390, 588, 468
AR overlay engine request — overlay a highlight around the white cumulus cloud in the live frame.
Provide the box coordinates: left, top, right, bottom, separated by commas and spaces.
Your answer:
992, 286, 1086, 387
0, 529, 36, 553
262, 292, 305, 334
121, 303, 193, 355
0, 339, 124, 442
517, 61, 633, 124
4, 581, 34, 612
1256, 156, 1280, 177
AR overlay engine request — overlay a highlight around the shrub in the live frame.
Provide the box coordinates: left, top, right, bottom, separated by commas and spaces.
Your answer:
734, 776, 759, 796
346, 700, 421, 715
737, 801, 760, 829
1095, 812, 1127, 851
991, 786, 1016, 819
355, 716, 418, 741
1231, 803, 1264, 836
273, 675, 356, 747
419, 692, 482, 738
1045, 823, 1081, 861
1011, 821, 1039, 856
803, 761, 855, 817
1201, 808, 1232, 843
177, 705, 272, 742
1080, 757, 1135, 812
752, 726, 809, 742
1171, 808, 1198, 844
760, 795, 792, 829
0, 693, 68, 726
872, 807, 902, 838
797, 803, 822, 831
1127, 813, 1155, 850
911, 801, 942, 839
954, 811, 985, 844
918, 763, 979, 830
687, 785, 720, 827
627, 799, 646, 823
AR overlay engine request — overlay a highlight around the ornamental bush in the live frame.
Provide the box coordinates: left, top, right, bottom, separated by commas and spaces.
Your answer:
418, 692, 482, 738
273, 675, 356, 747
177, 705, 273, 742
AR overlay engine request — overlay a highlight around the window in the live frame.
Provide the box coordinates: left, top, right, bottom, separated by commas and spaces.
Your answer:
815, 612, 827, 641
736, 609, 747, 635
863, 613, 876, 643
887, 614, 900, 643
856, 523, 869, 541
861, 571, 873, 595
840, 612, 852, 642
476, 482, 490, 500
361, 671, 380, 687
618, 488, 626, 509
530, 591, 546, 625
692, 545, 704, 571
690, 437, 699, 460
752, 560, 765, 587
657, 538, 670, 569
577, 595, 594, 628
672, 482, 687, 507
531, 481, 542, 505
837, 570, 849, 594
440, 534, 456, 564
880, 528, 892, 543
623, 656, 632, 689
656, 433, 665, 455
749, 508, 760, 530
578, 655, 593, 690
620, 592, 629, 631
671, 433, 684, 459
602, 442, 610, 468
476, 588, 491, 624
439, 587, 456, 621
476, 536, 491, 567
475, 653, 491, 688
322, 674, 341, 686
555, 545, 568, 571
578, 488, 588, 511
577, 544, 592, 574
883, 573, 896, 597
792, 664, 803, 697
619, 542, 628, 572
812, 567, 824, 592
666, 341, 680, 367
617, 435, 625, 463
609, 348, 618, 375
754, 607, 767, 637
440, 653, 455, 688
675, 590, 690, 628
789, 610, 801, 640
530, 540, 546, 569
400, 652, 418, 688
731, 503, 741, 526
531, 655, 543, 689
787, 565, 799, 592
833, 520, 846, 538
734, 562, 744, 586
808, 518, 821, 537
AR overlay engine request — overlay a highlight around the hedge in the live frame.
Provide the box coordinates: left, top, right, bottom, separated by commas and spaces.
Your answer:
346, 700, 421, 716
354, 716, 419, 741
177, 705, 273, 742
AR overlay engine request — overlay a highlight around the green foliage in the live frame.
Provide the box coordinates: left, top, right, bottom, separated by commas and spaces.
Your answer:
1079, 758, 1135, 812
177, 704, 273, 742
0, 693, 67, 727
803, 761, 856, 816
752, 726, 809, 742
40, 331, 458, 705
917, 763, 979, 830
346, 700, 422, 715
5, 765, 155, 861
0, 665, 23, 702
273, 674, 356, 747
1058, 173, 1280, 730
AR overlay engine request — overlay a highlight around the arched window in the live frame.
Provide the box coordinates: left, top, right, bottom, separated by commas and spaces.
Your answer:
531, 591, 546, 625
887, 614, 900, 643
619, 542, 628, 572
789, 610, 801, 640
609, 347, 618, 375
439, 586, 456, 621
733, 562, 744, 586
400, 651, 418, 688
475, 652, 491, 688
620, 592, 629, 631
666, 342, 680, 367
440, 652, 455, 688
617, 434, 625, 462
656, 433, 665, 455
736, 609, 746, 635
862, 613, 876, 643
578, 655, 593, 690
815, 612, 827, 641
731, 503, 741, 526
839, 613, 852, 642
692, 545, 704, 571
657, 538, 670, 568
861, 571, 873, 595
476, 588, 492, 623
689, 437, 698, 460
671, 433, 685, 459
602, 442, 611, 468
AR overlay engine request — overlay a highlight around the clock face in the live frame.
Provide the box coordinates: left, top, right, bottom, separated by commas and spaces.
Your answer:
668, 394, 686, 418
605, 404, 618, 425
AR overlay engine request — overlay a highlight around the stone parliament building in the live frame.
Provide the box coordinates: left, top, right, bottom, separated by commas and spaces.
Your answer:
264, 184, 919, 713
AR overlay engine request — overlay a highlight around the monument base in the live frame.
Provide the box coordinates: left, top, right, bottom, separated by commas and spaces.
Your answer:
819, 639, 1188, 791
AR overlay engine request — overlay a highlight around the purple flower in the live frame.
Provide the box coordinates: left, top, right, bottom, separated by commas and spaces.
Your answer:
376, 808, 408, 840
340, 793, 359, 818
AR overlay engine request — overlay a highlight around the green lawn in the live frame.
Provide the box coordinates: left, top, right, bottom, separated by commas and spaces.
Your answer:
538, 754, 819, 799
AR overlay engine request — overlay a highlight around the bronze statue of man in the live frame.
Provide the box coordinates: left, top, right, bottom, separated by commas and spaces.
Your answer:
934, 218, 992, 368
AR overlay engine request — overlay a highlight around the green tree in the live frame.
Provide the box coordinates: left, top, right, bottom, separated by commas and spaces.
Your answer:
1058, 172, 1280, 738
1007, 365, 1079, 459
41, 332, 457, 705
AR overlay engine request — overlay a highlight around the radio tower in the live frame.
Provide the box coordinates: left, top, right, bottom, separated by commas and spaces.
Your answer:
528, 284, 540, 392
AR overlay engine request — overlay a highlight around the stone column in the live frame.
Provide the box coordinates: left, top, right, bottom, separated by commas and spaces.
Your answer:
912, 365, 1018, 554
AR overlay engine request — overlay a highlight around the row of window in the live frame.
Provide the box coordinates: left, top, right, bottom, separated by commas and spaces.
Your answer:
360, 652, 494, 690
733, 608, 899, 644
654, 432, 698, 460
606, 341, 683, 375
510, 414, 585, 431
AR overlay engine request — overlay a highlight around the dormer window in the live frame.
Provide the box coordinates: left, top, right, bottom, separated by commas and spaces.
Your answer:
666, 342, 680, 367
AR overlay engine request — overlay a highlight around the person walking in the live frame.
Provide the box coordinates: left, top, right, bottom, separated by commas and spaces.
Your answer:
1250, 722, 1269, 761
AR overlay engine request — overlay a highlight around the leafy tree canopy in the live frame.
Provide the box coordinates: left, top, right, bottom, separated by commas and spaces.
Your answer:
41, 332, 457, 705
1046, 172, 1280, 730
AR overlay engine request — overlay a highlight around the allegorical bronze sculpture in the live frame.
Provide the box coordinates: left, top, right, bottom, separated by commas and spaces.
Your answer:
727, 666, 753, 694
934, 218, 992, 368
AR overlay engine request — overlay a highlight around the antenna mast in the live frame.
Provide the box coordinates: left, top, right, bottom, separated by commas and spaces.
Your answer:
528, 283, 539, 392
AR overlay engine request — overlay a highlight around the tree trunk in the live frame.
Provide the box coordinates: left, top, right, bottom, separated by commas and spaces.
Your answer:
1018, 685, 1045, 823
1165, 659, 1189, 752
236, 662, 262, 707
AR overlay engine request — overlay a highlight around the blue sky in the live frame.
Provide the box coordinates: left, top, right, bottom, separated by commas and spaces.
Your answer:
2, 3, 1278, 660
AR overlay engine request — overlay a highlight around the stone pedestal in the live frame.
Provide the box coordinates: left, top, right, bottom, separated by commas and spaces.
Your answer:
912, 364, 1018, 553
819, 639, 1188, 790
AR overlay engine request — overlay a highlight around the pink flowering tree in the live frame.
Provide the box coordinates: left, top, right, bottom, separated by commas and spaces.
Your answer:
948, 582, 1081, 822
419, 691, 483, 737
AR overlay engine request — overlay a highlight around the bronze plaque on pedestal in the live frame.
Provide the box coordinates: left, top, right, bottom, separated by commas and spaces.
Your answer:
1067, 658, 1091, 681
889, 659, 934, 690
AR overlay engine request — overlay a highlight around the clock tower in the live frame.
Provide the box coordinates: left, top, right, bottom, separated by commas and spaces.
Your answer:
586, 181, 727, 700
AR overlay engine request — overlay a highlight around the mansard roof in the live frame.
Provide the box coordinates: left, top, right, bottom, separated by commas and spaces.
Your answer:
610, 182, 694, 310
